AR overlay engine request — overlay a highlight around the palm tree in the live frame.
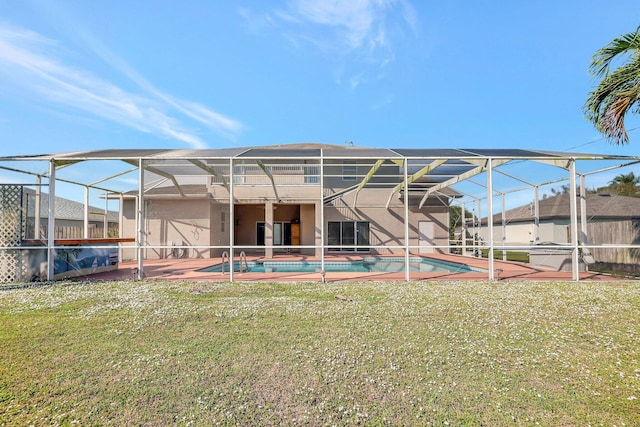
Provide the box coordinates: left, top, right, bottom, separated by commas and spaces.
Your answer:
608, 171, 640, 197
583, 27, 640, 145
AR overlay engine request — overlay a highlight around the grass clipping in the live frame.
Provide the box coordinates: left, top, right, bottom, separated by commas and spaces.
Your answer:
1, 280, 639, 426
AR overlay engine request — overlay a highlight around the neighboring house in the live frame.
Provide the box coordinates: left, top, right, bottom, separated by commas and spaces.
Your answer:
22, 188, 119, 239
478, 193, 640, 264
118, 144, 457, 260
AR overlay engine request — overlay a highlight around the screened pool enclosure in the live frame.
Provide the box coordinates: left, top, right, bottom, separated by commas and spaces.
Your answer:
1, 145, 638, 282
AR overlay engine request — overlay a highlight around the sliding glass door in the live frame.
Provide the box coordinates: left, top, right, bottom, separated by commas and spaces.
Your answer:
328, 221, 369, 252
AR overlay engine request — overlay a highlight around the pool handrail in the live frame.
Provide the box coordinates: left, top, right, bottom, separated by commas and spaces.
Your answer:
221, 250, 229, 274
239, 251, 248, 273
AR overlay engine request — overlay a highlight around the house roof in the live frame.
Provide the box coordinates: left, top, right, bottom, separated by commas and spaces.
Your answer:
23, 188, 119, 222
122, 184, 208, 197
485, 193, 640, 223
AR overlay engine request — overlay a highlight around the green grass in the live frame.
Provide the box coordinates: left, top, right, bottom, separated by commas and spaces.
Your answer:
1, 280, 639, 426
480, 249, 530, 263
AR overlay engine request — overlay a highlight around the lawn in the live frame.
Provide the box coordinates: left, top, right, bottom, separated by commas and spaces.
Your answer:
1, 280, 638, 426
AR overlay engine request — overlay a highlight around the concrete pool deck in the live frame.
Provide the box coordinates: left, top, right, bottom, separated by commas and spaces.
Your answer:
78, 253, 625, 282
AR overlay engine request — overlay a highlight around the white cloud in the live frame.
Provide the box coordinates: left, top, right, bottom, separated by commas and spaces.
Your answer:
256, 0, 417, 62
252, 0, 418, 93
0, 23, 243, 148
290, 0, 378, 50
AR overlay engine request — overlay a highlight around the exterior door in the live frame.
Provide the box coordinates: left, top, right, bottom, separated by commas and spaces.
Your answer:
418, 221, 434, 253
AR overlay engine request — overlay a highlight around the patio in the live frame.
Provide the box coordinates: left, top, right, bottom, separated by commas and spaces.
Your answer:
77, 253, 620, 283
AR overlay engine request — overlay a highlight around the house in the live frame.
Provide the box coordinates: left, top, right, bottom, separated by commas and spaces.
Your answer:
477, 192, 640, 265
117, 144, 457, 261
22, 188, 119, 239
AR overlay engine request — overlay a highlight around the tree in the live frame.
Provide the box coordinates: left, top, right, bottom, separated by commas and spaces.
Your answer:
449, 205, 474, 242
608, 171, 640, 197
583, 27, 640, 145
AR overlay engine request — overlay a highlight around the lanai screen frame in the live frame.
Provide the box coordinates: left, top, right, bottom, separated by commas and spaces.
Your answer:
1, 147, 639, 282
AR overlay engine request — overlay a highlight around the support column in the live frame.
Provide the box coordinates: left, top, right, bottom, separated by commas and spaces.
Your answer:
119, 193, 124, 263
46, 160, 56, 281
569, 160, 580, 281
103, 192, 108, 238
487, 159, 495, 280
137, 159, 144, 280
501, 193, 506, 261
265, 201, 274, 259
461, 202, 467, 256
533, 186, 540, 244
84, 186, 90, 239
403, 158, 410, 282
35, 175, 41, 239
320, 151, 325, 280
579, 174, 588, 251
315, 201, 322, 258
229, 158, 235, 282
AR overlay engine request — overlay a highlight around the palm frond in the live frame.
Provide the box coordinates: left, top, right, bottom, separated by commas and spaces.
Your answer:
589, 26, 640, 77
584, 34, 640, 145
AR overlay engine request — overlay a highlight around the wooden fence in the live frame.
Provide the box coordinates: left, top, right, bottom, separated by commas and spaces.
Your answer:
34, 225, 119, 240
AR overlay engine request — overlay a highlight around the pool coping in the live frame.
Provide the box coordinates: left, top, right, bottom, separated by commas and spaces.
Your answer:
197, 255, 486, 274
74, 253, 629, 282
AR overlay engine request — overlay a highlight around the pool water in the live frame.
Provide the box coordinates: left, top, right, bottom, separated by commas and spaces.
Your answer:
199, 257, 484, 274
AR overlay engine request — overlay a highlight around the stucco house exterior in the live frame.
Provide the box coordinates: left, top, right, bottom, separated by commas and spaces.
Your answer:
118, 144, 456, 261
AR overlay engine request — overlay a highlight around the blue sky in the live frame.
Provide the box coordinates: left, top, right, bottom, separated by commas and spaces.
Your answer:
1, 0, 639, 159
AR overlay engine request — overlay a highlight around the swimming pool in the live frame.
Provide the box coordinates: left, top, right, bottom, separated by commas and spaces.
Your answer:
199, 257, 485, 274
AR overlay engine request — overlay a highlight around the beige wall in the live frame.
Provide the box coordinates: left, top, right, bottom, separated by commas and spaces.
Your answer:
208, 202, 230, 257
230, 203, 317, 255
300, 203, 317, 255
120, 198, 137, 261
324, 188, 450, 255
234, 204, 265, 248
122, 173, 451, 260
123, 198, 212, 260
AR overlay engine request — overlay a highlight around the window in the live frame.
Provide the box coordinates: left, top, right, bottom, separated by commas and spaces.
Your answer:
342, 161, 357, 181
221, 211, 226, 232
304, 164, 319, 184
327, 221, 369, 252
232, 165, 246, 184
